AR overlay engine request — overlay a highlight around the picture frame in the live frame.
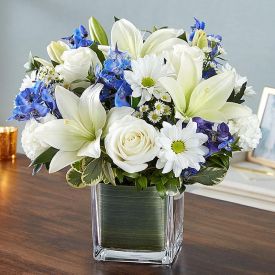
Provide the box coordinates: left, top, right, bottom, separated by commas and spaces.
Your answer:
247, 87, 275, 168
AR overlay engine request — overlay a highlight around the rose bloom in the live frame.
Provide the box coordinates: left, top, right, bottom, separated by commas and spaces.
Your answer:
105, 115, 159, 173
56, 47, 101, 84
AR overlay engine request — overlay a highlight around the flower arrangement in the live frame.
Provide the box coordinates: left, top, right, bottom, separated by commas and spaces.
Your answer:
11, 17, 262, 197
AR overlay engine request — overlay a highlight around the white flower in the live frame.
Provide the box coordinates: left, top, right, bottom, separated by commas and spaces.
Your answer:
163, 105, 172, 116
36, 84, 107, 173
55, 47, 101, 85
156, 120, 208, 177
20, 71, 36, 91
21, 114, 56, 160
47, 40, 69, 64
99, 18, 185, 59
139, 104, 149, 112
160, 93, 171, 103
37, 66, 63, 85
133, 111, 143, 118
105, 115, 159, 173
228, 114, 262, 151
154, 101, 165, 114
159, 52, 251, 122
148, 111, 162, 124
221, 63, 255, 96
124, 54, 170, 105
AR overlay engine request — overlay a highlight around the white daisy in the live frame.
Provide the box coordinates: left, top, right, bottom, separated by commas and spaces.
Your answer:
156, 120, 208, 177
163, 105, 172, 116
124, 54, 171, 106
148, 111, 162, 124
139, 104, 149, 113
154, 101, 165, 114
160, 92, 171, 103
133, 111, 143, 119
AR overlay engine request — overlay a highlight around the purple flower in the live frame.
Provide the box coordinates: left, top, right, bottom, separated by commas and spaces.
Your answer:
193, 117, 234, 156
189, 17, 206, 41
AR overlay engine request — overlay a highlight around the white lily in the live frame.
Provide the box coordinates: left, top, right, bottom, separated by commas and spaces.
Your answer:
99, 18, 185, 59
36, 84, 107, 173
159, 52, 251, 122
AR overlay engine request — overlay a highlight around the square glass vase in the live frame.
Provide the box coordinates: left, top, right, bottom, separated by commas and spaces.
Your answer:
91, 183, 184, 264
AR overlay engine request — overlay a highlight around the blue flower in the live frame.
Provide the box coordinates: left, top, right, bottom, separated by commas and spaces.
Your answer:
193, 117, 234, 156
96, 47, 132, 107
202, 67, 217, 79
181, 167, 199, 179
63, 25, 93, 49
9, 81, 61, 121
189, 17, 206, 41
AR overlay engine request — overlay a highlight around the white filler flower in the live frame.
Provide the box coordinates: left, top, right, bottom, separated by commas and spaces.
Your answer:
21, 114, 56, 160
105, 115, 159, 173
156, 120, 208, 177
124, 54, 170, 105
229, 114, 262, 151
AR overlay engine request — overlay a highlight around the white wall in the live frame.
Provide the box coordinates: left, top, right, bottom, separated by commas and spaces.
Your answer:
1, 0, 275, 153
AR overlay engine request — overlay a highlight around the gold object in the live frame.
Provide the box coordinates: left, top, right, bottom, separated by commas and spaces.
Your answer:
0, 127, 18, 160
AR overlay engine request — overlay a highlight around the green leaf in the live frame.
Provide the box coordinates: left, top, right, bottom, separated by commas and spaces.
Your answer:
185, 166, 228, 186
114, 16, 120, 22
71, 87, 85, 97
227, 82, 246, 104
155, 182, 166, 198
66, 168, 86, 188
137, 176, 148, 189
30, 147, 58, 167
102, 162, 116, 185
123, 172, 140, 179
90, 42, 105, 64
177, 32, 188, 42
82, 158, 103, 185
71, 159, 84, 172
32, 164, 43, 175
89, 17, 109, 46
131, 96, 141, 108
115, 168, 124, 183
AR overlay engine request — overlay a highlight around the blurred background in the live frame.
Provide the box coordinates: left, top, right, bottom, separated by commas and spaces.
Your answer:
1, 0, 275, 153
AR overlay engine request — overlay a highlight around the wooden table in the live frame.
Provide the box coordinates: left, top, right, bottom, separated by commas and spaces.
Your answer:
0, 155, 275, 274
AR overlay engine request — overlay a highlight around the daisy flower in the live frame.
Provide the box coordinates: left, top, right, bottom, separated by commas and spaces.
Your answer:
124, 54, 171, 106
148, 111, 162, 124
154, 101, 165, 114
139, 104, 149, 113
156, 120, 209, 177
160, 92, 171, 103
163, 105, 172, 116
133, 111, 143, 119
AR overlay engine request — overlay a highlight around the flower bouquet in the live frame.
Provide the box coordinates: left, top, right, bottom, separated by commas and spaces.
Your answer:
10, 17, 261, 264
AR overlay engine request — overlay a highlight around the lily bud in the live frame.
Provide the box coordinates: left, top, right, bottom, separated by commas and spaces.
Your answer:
89, 17, 108, 45
192, 30, 208, 49
47, 41, 69, 64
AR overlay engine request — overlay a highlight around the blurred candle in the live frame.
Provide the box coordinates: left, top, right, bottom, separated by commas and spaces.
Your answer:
0, 127, 18, 160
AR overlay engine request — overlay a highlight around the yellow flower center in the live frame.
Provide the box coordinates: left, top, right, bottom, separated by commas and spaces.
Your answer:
171, 140, 186, 154
141, 77, 155, 88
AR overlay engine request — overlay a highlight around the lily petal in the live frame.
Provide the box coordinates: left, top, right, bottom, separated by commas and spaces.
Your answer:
36, 119, 87, 151
220, 102, 252, 120
141, 28, 184, 57
159, 77, 186, 113
79, 83, 106, 132
187, 71, 235, 115
49, 150, 82, 173
77, 129, 102, 158
55, 86, 80, 122
111, 19, 143, 59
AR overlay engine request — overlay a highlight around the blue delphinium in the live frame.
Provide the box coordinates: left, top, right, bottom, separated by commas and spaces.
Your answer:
193, 117, 234, 156
96, 47, 132, 107
189, 17, 206, 41
63, 25, 93, 49
9, 81, 61, 121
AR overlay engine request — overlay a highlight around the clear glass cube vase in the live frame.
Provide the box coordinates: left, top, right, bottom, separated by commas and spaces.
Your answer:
91, 183, 184, 265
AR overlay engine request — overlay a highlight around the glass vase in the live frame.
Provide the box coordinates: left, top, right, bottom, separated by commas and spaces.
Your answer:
91, 183, 184, 264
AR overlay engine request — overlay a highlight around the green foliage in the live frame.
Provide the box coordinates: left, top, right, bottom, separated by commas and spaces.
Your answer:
102, 162, 116, 185
131, 97, 141, 108
177, 32, 188, 42
227, 82, 246, 104
114, 16, 120, 22
66, 168, 86, 188
24, 52, 42, 72
90, 42, 105, 64
30, 147, 58, 168
82, 158, 103, 185
89, 17, 109, 46
136, 176, 148, 190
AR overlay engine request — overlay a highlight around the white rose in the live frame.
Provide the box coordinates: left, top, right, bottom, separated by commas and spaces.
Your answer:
55, 47, 101, 84
105, 115, 159, 173
229, 114, 262, 151
21, 114, 56, 160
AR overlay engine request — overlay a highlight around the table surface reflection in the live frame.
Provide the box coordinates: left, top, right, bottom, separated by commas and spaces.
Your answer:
0, 154, 275, 275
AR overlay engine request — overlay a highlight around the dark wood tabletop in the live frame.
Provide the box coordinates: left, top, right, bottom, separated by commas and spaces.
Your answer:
0, 154, 275, 275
